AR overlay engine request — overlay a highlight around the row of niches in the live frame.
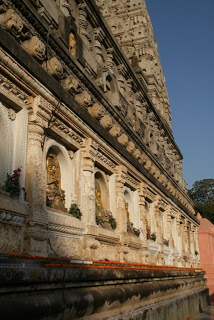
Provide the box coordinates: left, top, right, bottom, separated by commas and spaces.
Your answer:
0, 2, 182, 186
45, 147, 197, 259
0, 97, 198, 265
46, 148, 139, 235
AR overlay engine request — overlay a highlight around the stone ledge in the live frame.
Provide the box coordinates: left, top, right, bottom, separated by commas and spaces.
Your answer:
0, 193, 28, 227
0, 193, 28, 215
47, 209, 85, 237
122, 234, 142, 250
86, 224, 120, 244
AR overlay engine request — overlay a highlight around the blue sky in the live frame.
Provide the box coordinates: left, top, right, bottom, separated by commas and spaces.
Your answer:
146, 0, 214, 189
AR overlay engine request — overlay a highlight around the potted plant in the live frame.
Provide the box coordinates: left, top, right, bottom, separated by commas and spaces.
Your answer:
68, 204, 82, 220
127, 222, 140, 237
147, 228, 157, 242
96, 210, 117, 230
163, 239, 169, 246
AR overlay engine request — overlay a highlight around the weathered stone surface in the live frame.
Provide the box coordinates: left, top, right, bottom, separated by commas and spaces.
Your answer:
0, 2, 203, 318
0, 263, 209, 320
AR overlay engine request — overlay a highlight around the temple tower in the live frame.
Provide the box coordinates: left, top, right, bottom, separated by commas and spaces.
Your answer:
96, 0, 171, 127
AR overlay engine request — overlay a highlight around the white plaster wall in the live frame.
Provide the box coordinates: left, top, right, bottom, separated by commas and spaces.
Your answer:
12, 108, 28, 200
0, 102, 13, 186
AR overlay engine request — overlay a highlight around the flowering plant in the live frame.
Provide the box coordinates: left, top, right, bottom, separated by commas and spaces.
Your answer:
147, 230, 157, 241
96, 211, 117, 230
4, 168, 21, 198
133, 227, 140, 237
108, 212, 117, 230
163, 239, 169, 246
127, 222, 140, 237
68, 204, 82, 220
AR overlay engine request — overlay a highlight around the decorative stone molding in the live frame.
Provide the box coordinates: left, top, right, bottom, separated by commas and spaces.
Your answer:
88, 102, 104, 120
0, 68, 30, 107
117, 133, 128, 146
47, 210, 85, 237
147, 240, 159, 255
100, 114, 113, 130
96, 227, 120, 245
63, 74, 80, 95
109, 124, 121, 138
122, 234, 142, 250
0, 9, 23, 38
43, 57, 64, 80
22, 36, 46, 62
146, 186, 156, 203
7, 108, 16, 121
75, 90, 93, 108
0, 210, 26, 227
95, 149, 117, 170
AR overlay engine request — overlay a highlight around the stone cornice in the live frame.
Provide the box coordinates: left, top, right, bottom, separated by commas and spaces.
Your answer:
11, 0, 182, 160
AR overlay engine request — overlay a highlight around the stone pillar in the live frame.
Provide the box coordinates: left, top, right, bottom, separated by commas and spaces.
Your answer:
115, 165, 128, 261
78, 4, 90, 48
138, 182, 147, 242
115, 165, 127, 234
24, 96, 48, 255
176, 215, 182, 254
81, 138, 97, 225
154, 196, 161, 245
94, 27, 104, 65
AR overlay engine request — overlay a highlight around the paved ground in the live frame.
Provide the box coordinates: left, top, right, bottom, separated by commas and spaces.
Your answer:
194, 306, 214, 319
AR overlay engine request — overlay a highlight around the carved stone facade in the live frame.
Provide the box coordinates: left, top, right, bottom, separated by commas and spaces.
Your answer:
0, 0, 199, 269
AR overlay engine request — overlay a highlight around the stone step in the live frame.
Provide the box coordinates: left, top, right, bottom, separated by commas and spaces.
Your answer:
195, 306, 214, 319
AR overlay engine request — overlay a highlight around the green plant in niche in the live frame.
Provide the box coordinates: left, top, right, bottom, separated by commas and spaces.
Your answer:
147, 231, 157, 242
163, 239, 169, 246
109, 212, 117, 230
68, 204, 82, 220
4, 168, 21, 198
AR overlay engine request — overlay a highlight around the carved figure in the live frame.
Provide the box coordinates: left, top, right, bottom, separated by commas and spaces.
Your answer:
22, 36, 46, 62
125, 202, 130, 222
95, 188, 109, 223
45, 57, 64, 79
3, 9, 23, 37
69, 33, 76, 57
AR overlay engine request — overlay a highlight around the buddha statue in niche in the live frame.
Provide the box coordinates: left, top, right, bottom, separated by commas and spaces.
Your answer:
95, 180, 110, 227
46, 152, 66, 212
125, 202, 130, 222
69, 32, 76, 57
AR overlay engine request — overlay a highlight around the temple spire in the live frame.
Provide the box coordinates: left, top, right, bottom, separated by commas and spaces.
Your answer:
96, 0, 172, 127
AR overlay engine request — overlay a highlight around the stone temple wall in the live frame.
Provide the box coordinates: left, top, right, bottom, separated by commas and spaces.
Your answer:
0, 0, 208, 318
0, 0, 200, 267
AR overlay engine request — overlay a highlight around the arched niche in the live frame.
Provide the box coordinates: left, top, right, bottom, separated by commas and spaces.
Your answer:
94, 170, 109, 210
124, 188, 133, 223
0, 102, 13, 186
145, 199, 155, 235
45, 139, 72, 211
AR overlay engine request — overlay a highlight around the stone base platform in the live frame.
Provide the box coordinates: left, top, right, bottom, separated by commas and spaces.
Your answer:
0, 254, 209, 320
195, 306, 214, 319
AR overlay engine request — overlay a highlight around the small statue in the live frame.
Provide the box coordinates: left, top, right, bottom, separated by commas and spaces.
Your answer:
69, 32, 76, 57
